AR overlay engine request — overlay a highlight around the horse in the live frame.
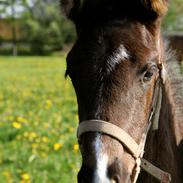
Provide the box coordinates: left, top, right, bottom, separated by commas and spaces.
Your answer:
61, 0, 183, 182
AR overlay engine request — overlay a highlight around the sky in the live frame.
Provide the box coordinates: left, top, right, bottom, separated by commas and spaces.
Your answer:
0, 0, 33, 18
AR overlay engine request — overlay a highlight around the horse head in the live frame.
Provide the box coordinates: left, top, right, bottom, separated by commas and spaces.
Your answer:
61, 0, 169, 182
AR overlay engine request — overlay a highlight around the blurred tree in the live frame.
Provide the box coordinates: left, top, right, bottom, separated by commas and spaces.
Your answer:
163, 0, 183, 31
0, 0, 76, 55
21, 0, 76, 55
0, 0, 21, 56
0, 0, 182, 55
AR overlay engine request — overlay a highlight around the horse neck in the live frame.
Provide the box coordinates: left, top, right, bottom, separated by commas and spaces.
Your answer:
143, 81, 183, 183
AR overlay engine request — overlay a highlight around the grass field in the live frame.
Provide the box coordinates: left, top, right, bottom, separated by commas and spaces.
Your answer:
0, 56, 81, 183
0, 56, 182, 183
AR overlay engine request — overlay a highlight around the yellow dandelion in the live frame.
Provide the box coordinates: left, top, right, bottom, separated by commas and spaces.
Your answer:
12, 122, 22, 129
73, 144, 79, 153
53, 143, 62, 151
68, 127, 74, 132
20, 181, 29, 183
74, 114, 78, 121
45, 99, 52, 108
17, 116, 28, 123
31, 143, 38, 149
42, 136, 49, 143
29, 132, 37, 139
2, 170, 11, 178
44, 123, 49, 129
28, 132, 38, 142
22, 90, 31, 97
41, 152, 47, 158
2, 171, 13, 182
21, 173, 30, 180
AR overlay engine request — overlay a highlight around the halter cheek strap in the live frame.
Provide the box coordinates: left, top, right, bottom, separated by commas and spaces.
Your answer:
77, 121, 171, 183
77, 64, 171, 183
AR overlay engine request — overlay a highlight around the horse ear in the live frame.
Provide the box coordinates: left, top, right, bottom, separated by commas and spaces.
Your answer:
60, 0, 74, 18
142, 0, 168, 16
61, 0, 82, 21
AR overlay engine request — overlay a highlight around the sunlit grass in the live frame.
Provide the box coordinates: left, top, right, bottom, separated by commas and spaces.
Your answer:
0, 56, 81, 183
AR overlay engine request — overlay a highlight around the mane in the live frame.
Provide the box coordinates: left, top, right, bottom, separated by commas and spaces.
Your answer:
61, 0, 160, 25
164, 42, 183, 145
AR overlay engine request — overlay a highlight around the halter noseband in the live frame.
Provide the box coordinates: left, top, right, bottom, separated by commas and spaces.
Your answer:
77, 64, 171, 183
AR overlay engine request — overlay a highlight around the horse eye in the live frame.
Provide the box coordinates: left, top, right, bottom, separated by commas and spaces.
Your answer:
143, 65, 157, 82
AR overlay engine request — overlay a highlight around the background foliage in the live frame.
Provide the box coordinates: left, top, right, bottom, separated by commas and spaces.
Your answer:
0, 0, 182, 55
0, 0, 76, 55
163, 0, 183, 31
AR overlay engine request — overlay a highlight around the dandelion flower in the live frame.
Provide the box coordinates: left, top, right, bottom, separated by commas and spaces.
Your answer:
2, 171, 11, 178
53, 143, 62, 151
17, 116, 28, 123
68, 127, 74, 132
31, 143, 38, 149
21, 173, 30, 180
28, 132, 38, 142
29, 132, 37, 139
42, 136, 49, 143
12, 122, 22, 129
41, 152, 47, 158
45, 99, 52, 108
73, 144, 79, 152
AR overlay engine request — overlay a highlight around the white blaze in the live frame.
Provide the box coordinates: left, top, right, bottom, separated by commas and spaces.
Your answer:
94, 134, 110, 183
110, 45, 129, 64
107, 45, 129, 72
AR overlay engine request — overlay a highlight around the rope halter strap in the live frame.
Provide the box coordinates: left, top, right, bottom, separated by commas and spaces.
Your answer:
78, 120, 140, 158
77, 120, 171, 183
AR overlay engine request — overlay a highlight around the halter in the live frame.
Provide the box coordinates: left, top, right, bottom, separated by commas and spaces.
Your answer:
77, 63, 171, 183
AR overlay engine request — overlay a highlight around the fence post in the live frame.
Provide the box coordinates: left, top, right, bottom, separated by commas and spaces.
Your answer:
11, 0, 17, 56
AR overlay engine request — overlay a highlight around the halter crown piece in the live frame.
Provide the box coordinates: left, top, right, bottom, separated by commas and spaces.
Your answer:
77, 64, 171, 183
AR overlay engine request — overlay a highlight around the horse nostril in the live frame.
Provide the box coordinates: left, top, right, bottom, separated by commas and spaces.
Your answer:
111, 176, 119, 183
78, 164, 94, 183
111, 179, 116, 183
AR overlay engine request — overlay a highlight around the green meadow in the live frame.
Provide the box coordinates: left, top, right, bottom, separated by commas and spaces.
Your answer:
0, 56, 182, 183
0, 56, 81, 183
